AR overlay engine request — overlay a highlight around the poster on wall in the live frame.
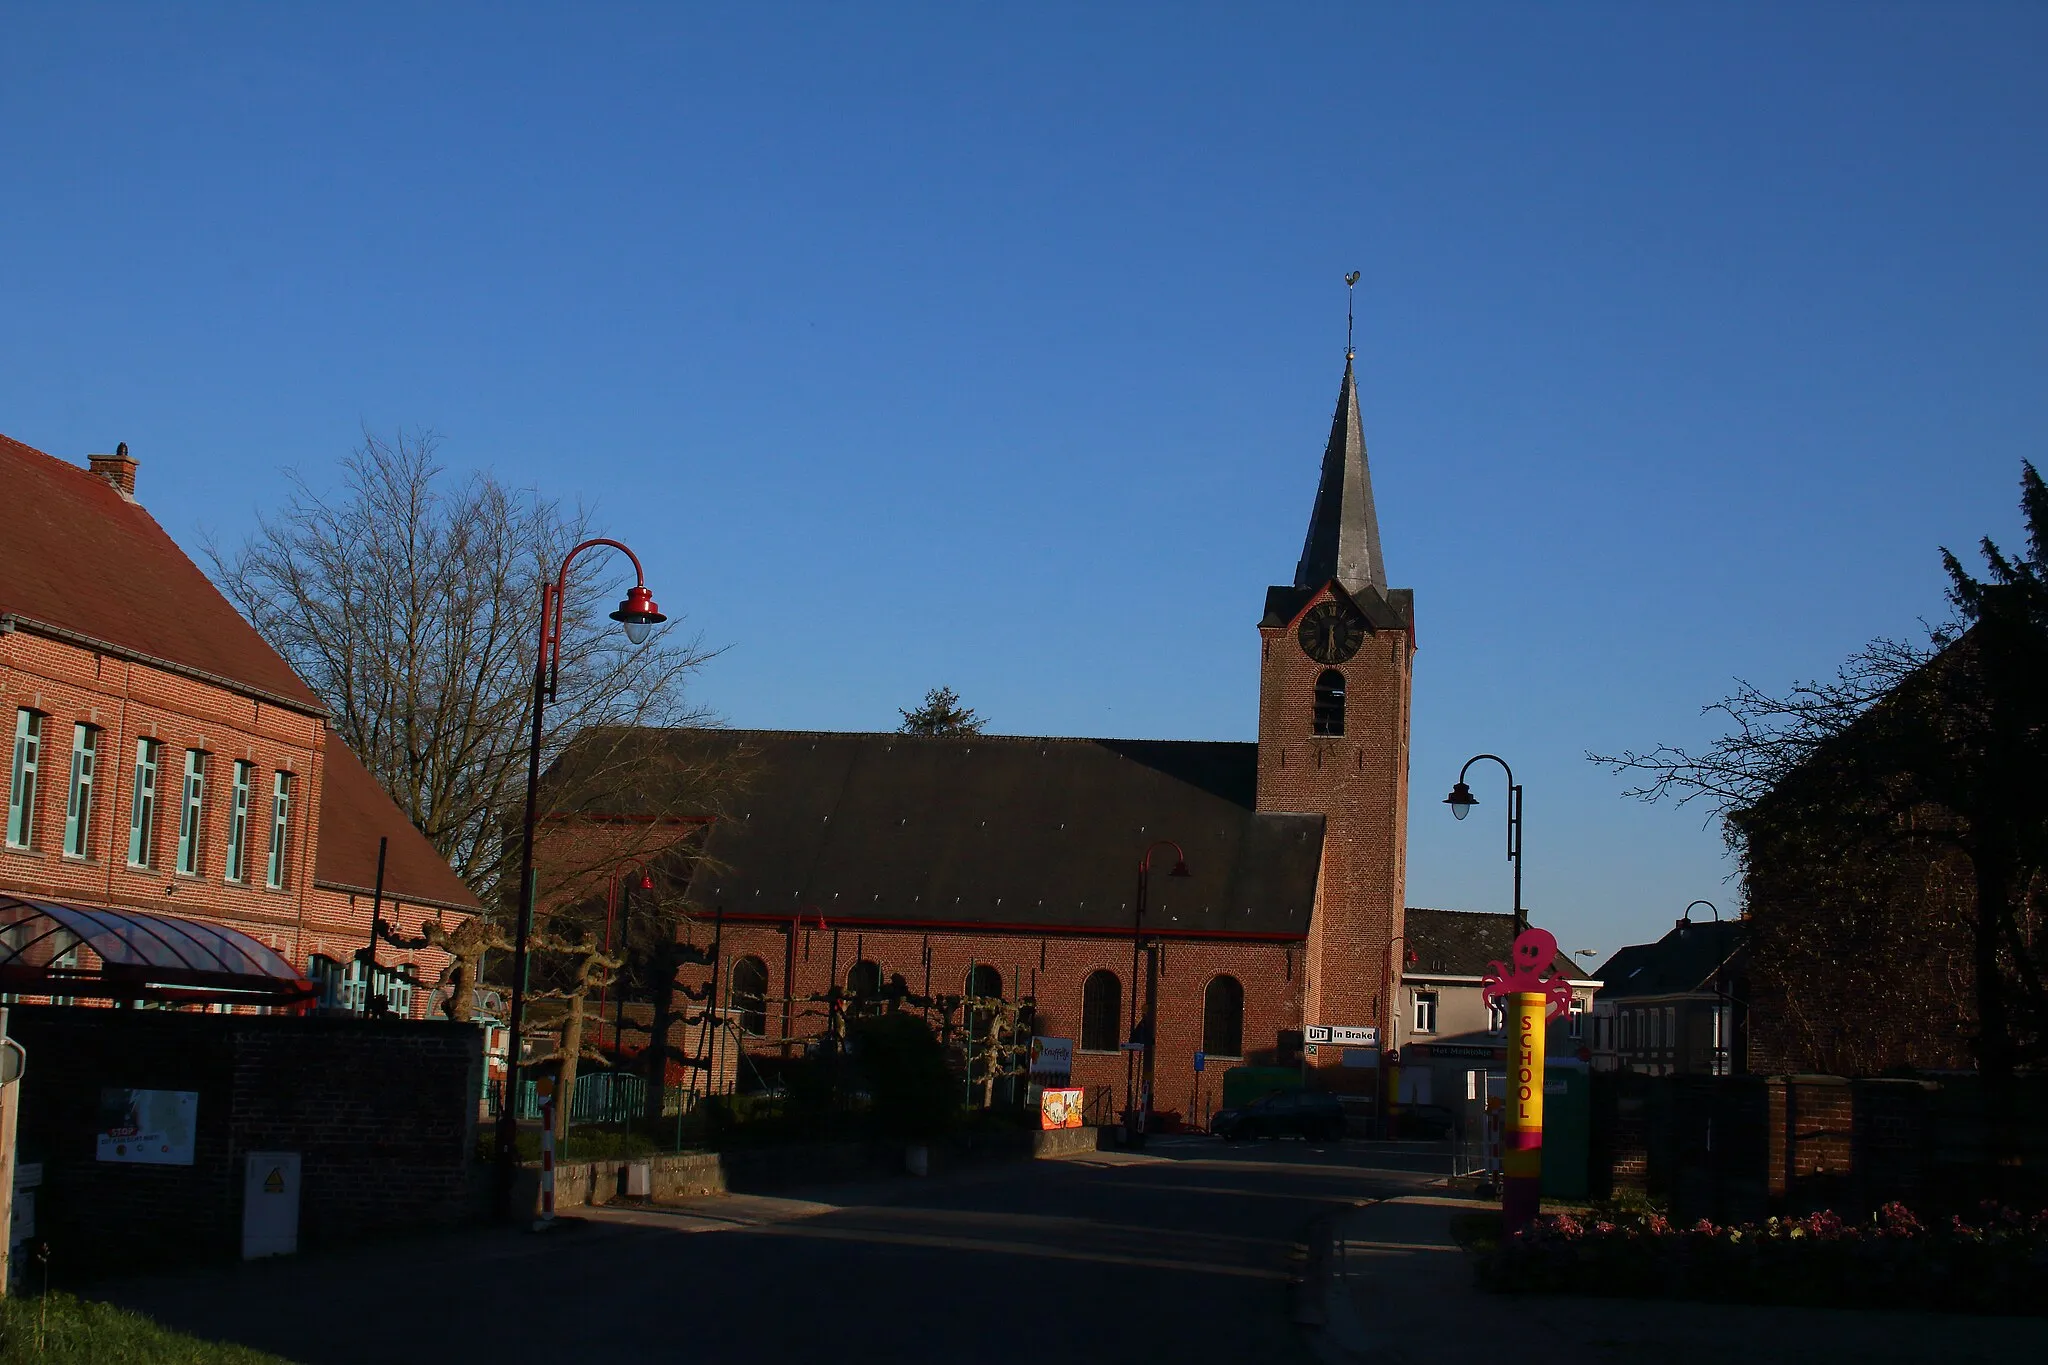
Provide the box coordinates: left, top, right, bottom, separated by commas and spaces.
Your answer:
1039, 1087, 1085, 1130
96, 1089, 198, 1165
1028, 1037, 1074, 1077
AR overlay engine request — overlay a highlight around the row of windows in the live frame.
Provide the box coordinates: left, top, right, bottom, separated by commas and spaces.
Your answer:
1408, 988, 1585, 1039
7, 710, 294, 888
719, 957, 1249, 1059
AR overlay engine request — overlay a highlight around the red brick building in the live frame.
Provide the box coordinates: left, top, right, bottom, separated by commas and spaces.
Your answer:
556, 352, 1416, 1123
1, 435, 478, 1014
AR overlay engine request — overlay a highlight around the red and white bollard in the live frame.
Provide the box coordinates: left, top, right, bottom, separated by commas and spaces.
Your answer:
533, 1075, 557, 1232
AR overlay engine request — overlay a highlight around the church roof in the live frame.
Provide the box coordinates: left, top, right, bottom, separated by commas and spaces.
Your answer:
1294, 354, 1388, 598
560, 729, 1324, 939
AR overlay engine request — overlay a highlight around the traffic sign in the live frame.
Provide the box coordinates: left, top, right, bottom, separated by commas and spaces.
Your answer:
1193, 1051, 1205, 1073
1306, 1024, 1377, 1047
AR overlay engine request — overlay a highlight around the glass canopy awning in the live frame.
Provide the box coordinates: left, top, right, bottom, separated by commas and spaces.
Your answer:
0, 894, 317, 1008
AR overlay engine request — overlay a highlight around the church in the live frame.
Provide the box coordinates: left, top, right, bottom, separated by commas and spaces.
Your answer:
562, 349, 1414, 1128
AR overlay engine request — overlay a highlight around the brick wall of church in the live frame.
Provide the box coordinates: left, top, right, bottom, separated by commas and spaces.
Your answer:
1255, 588, 1413, 1056
672, 920, 1304, 1128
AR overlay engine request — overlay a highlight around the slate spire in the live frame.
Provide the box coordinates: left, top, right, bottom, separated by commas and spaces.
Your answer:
1293, 352, 1387, 595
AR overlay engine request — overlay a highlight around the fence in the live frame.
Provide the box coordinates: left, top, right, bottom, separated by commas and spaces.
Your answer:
485, 1070, 649, 1125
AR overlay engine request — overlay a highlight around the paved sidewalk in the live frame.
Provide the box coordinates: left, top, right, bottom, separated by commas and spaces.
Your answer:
1310, 1194, 2048, 1365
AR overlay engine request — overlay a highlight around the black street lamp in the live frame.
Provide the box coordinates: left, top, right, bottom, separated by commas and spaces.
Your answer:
1127, 839, 1190, 1145
495, 539, 665, 1216
1444, 754, 1525, 935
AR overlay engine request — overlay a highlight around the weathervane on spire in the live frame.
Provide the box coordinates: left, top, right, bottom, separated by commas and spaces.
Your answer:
1345, 270, 1361, 358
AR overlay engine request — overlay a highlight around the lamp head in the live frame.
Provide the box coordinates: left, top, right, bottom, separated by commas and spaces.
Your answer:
1168, 858, 1192, 879
1444, 781, 1477, 821
638, 872, 655, 891
610, 585, 666, 645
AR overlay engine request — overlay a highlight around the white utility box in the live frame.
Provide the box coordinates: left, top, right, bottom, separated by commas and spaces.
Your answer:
242, 1151, 302, 1259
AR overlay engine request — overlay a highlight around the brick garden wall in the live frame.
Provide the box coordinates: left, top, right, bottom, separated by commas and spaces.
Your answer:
1590, 1070, 2048, 1222
10, 1006, 482, 1275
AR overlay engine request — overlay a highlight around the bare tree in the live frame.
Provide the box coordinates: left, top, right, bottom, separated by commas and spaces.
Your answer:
211, 429, 715, 899
211, 429, 727, 1023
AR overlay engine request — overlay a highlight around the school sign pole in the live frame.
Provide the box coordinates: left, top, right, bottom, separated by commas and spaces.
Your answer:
1480, 926, 1572, 1238
1502, 991, 1547, 1234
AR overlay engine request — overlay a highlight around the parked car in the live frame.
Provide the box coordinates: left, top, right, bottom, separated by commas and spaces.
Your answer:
1211, 1089, 1347, 1141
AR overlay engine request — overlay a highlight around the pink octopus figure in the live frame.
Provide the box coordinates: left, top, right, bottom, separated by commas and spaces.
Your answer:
1481, 926, 1575, 1019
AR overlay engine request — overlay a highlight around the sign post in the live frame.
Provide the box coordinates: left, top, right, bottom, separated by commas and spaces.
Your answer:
1502, 991, 1547, 1233
1479, 925, 1574, 1237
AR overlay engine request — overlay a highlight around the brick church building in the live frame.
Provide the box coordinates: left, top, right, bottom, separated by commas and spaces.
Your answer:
564, 352, 1414, 1125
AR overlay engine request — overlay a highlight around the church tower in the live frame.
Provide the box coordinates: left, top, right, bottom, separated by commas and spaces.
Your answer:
1256, 352, 1415, 1067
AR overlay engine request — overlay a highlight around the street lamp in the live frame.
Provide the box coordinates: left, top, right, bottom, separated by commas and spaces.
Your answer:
496, 539, 665, 1216
1682, 900, 1719, 923
1127, 839, 1189, 1145
1444, 754, 1524, 935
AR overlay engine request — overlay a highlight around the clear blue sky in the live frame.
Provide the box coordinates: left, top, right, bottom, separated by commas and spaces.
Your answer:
6, 4, 2044, 962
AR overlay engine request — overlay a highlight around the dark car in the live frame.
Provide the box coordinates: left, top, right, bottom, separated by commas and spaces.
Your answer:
1211, 1089, 1347, 1141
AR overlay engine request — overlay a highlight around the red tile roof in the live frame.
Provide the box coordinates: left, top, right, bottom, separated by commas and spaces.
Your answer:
0, 433, 321, 709
314, 739, 482, 913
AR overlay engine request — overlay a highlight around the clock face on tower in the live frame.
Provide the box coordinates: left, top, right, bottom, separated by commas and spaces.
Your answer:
1297, 601, 1366, 664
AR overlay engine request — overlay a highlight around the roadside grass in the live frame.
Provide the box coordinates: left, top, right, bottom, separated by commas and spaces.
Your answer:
0, 1293, 293, 1364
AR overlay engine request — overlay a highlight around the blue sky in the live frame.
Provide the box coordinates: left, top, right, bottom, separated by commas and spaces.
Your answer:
5, 4, 2044, 962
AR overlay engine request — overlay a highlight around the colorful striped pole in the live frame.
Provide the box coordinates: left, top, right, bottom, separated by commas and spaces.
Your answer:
533, 1075, 557, 1232
1501, 990, 1546, 1234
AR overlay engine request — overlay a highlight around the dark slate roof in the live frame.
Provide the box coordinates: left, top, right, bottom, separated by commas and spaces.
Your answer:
1295, 354, 1389, 596
1591, 919, 1745, 1001
566, 729, 1324, 938
1404, 907, 1580, 979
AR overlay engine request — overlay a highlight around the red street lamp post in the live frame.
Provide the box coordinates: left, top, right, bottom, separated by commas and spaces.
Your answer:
494, 539, 665, 1216
1126, 839, 1190, 1145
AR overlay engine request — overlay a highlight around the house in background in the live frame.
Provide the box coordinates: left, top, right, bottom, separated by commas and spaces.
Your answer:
1392, 907, 1600, 1109
1, 434, 477, 1014
1587, 913, 1746, 1075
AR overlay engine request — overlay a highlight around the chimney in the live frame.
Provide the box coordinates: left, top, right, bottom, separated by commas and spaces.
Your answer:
88, 442, 139, 496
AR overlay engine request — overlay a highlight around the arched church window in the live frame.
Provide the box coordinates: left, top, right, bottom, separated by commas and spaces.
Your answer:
1313, 670, 1346, 736
965, 964, 1003, 1001
1081, 969, 1122, 1052
846, 959, 882, 1017
1203, 975, 1244, 1058
731, 955, 769, 1037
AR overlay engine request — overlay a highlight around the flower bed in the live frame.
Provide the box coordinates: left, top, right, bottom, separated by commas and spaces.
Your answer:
1479, 1203, 2048, 1315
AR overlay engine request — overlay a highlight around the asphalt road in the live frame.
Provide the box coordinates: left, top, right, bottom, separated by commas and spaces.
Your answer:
101, 1136, 1451, 1364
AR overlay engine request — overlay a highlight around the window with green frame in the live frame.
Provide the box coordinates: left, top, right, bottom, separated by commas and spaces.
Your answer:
266, 770, 293, 889
129, 738, 160, 868
225, 760, 252, 882
64, 724, 97, 857
176, 750, 208, 875
7, 710, 42, 850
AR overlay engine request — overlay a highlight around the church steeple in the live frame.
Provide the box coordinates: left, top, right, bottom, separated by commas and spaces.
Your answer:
1293, 353, 1387, 596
